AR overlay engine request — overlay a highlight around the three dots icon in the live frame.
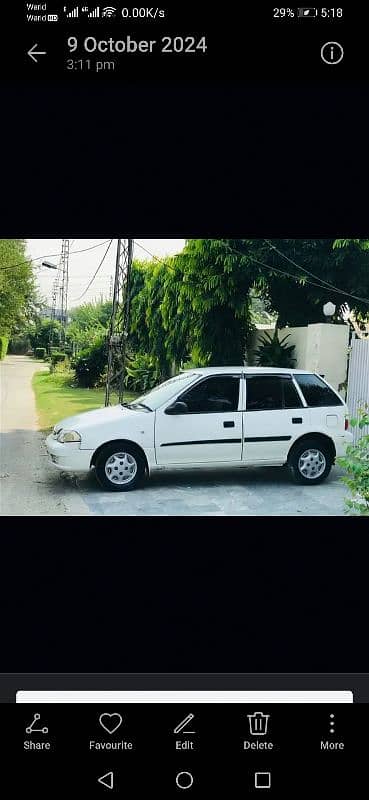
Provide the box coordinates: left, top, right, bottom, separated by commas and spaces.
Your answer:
329, 714, 335, 735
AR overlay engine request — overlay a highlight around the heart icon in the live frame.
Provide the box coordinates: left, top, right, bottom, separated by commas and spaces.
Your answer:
99, 713, 123, 734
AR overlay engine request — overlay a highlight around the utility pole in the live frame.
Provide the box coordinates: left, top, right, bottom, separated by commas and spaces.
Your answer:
49, 273, 60, 353
109, 275, 113, 300
59, 238, 70, 347
105, 239, 134, 406
46, 239, 70, 353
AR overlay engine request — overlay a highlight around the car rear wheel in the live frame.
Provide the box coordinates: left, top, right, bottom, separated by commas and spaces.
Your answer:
288, 438, 333, 485
95, 443, 146, 491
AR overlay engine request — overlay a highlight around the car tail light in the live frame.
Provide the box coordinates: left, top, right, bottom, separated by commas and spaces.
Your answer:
345, 418, 349, 430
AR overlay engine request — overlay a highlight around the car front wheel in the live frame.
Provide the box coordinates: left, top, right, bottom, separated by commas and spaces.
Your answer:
95, 443, 146, 491
288, 438, 333, 485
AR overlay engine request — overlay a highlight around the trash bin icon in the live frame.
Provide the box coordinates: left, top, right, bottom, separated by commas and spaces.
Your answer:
247, 712, 270, 736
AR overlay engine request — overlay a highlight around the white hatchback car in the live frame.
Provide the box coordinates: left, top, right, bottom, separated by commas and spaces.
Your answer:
46, 367, 353, 491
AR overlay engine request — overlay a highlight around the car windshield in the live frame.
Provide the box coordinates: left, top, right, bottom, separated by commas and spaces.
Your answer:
126, 372, 200, 411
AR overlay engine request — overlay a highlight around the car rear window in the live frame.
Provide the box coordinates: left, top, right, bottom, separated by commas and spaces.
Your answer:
295, 374, 343, 407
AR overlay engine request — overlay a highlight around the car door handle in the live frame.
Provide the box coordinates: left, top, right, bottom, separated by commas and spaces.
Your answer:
223, 421, 235, 428
292, 417, 303, 424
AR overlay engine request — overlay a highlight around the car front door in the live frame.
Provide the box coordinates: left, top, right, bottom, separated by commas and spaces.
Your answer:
243, 374, 310, 463
155, 375, 243, 465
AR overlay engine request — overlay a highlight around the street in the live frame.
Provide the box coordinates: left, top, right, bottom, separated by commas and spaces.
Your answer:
0, 355, 350, 516
0, 356, 89, 516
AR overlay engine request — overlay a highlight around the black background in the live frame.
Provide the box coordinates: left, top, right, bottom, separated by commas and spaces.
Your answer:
2, 532, 368, 672
1, 5, 369, 681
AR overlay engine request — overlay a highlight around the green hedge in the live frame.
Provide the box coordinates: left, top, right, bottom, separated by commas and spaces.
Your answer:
0, 336, 9, 360
74, 339, 107, 388
51, 351, 66, 366
35, 347, 46, 359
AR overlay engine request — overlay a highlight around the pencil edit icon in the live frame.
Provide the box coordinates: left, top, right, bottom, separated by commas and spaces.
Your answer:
174, 713, 196, 735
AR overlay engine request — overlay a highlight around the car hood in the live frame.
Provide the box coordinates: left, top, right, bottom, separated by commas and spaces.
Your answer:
54, 404, 146, 433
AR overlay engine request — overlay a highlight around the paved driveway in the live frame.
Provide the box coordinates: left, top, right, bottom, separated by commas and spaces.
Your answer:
0, 355, 89, 516
76, 464, 349, 516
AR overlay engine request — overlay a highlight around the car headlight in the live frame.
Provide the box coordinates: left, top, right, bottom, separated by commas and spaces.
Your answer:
57, 430, 81, 443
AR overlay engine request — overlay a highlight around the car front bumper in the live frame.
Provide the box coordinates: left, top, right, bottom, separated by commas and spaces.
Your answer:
45, 434, 93, 473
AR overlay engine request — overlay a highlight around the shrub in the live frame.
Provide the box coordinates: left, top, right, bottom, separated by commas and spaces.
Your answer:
8, 334, 30, 355
338, 409, 369, 515
253, 329, 296, 368
35, 347, 46, 360
180, 345, 210, 371
125, 353, 163, 393
0, 336, 9, 360
29, 319, 63, 351
50, 351, 66, 365
74, 339, 107, 388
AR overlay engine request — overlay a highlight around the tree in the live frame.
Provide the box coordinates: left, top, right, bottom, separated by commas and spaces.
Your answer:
166, 240, 257, 365
334, 239, 369, 329
67, 299, 113, 351
29, 318, 63, 351
68, 299, 113, 331
340, 302, 369, 340
0, 240, 36, 336
247, 239, 369, 327
108, 239, 369, 374
129, 261, 172, 377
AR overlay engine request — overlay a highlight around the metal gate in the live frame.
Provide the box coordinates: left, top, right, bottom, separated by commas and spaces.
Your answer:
346, 337, 369, 444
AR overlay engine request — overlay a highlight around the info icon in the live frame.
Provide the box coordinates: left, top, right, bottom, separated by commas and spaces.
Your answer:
321, 42, 344, 65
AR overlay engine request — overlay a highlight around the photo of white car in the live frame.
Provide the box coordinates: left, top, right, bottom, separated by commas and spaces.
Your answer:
46, 367, 353, 491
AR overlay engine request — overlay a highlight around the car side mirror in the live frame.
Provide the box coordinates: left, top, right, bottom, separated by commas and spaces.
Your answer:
165, 401, 189, 415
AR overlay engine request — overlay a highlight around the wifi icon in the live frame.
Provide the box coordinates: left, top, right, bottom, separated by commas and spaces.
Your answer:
102, 6, 117, 17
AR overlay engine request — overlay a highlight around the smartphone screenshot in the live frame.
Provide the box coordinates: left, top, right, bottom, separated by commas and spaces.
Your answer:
0, 3, 368, 797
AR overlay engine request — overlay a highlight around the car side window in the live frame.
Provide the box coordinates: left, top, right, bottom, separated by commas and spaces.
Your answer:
246, 376, 303, 411
246, 376, 283, 411
179, 376, 240, 413
283, 378, 303, 409
295, 374, 343, 407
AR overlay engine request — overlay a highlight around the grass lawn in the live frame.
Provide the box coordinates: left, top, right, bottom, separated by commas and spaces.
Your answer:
32, 370, 138, 432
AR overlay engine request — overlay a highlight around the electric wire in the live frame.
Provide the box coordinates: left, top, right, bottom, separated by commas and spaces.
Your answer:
71, 240, 113, 302
0, 239, 112, 272
263, 239, 369, 305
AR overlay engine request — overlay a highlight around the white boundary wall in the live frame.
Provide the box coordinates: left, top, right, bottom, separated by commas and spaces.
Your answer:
248, 323, 350, 391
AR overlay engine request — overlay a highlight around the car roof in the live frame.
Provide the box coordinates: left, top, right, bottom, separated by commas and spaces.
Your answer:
181, 367, 314, 375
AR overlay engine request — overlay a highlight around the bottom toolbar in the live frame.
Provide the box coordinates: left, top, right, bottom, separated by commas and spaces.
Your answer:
4, 704, 365, 795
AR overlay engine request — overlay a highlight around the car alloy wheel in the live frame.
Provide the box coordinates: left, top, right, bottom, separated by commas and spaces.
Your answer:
104, 451, 138, 486
298, 448, 327, 480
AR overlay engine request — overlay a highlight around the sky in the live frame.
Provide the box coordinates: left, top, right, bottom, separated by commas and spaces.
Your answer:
26, 239, 186, 309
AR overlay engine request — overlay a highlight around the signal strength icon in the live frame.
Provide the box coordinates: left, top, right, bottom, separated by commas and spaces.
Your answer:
88, 6, 100, 16
102, 6, 117, 17
64, 5, 79, 17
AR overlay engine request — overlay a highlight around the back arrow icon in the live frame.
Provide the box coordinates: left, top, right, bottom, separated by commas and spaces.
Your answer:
28, 44, 47, 63
98, 772, 114, 790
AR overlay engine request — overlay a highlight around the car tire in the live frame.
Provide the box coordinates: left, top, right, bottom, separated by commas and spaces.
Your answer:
95, 443, 146, 492
288, 438, 333, 485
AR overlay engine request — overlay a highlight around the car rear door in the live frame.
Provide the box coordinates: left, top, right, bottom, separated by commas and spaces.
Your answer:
155, 374, 243, 465
242, 374, 310, 463
293, 373, 346, 435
